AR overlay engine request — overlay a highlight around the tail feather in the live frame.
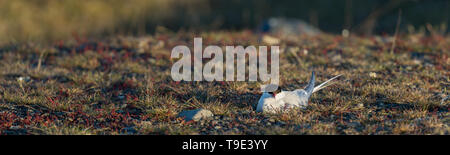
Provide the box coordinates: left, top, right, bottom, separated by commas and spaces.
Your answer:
304, 71, 315, 96
312, 74, 342, 93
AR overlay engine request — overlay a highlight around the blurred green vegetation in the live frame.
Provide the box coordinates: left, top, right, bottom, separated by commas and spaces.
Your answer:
0, 0, 206, 44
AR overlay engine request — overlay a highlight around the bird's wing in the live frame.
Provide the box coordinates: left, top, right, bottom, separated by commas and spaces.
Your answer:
257, 92, 274, 112
274, 91, 288, 100
304, 71, 315, 96
277, 91, 305, 106
312, 74, 342, 93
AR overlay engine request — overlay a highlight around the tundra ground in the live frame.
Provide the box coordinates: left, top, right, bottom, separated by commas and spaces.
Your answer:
0, 31, 448, 134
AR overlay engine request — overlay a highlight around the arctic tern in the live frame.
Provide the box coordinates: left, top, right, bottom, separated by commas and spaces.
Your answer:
256, 71, 342, 113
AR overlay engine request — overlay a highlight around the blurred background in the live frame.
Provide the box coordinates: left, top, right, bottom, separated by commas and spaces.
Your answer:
0, 0, 448, 44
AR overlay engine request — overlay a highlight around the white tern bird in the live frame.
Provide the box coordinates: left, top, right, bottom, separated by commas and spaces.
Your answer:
256, 71, 342, 113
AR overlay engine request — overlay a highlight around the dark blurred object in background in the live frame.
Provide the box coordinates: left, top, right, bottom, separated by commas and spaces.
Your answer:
259, 17, 322, 37
195, 0, 449, 36
0, 0, 448, 44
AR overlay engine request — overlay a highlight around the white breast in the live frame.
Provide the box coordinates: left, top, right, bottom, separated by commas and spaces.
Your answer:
258, 90, 309, 114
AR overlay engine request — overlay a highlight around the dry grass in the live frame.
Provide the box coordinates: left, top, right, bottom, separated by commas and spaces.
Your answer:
0, 31, 449, 135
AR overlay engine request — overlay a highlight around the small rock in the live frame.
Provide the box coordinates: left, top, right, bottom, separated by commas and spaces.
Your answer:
268, 118, 275, 123
233, 128, 239, 132
17, 76, 31, 83
347, 122, 360, 128
330, 115, 336, 119
117, 94, 125, 100
10, 126, 21, 130
123, 127, 137, 134
342, 29, 350, 38
406, 66, 413, 70
262, 35, 280, 45
331, 55, 342, 62
369, 72, 377, 78
413, 59, 422, 65
177, 109, 213, 121
302, 49, 309, 55
138, 38, 151, 53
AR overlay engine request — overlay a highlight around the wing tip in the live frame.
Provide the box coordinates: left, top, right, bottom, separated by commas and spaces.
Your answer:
305, 71, 315, 95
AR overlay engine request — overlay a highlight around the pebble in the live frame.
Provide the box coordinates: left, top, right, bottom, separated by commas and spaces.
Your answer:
331, 115, 336, 119
17, 76, 31, 83
347, 122, 360, 128
123, 127, 137, 134
10, 126, 21, 130
177, 109, 213, 121
262, 35, 280, 45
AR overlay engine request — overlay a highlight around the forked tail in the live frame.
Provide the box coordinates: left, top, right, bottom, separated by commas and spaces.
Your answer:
312, 74, 342, 93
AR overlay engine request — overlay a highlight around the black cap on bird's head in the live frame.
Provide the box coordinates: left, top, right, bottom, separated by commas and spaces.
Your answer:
268, 91, 276, 96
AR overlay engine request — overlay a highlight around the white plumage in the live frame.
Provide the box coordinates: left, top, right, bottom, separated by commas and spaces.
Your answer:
256, 71, 341, 113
